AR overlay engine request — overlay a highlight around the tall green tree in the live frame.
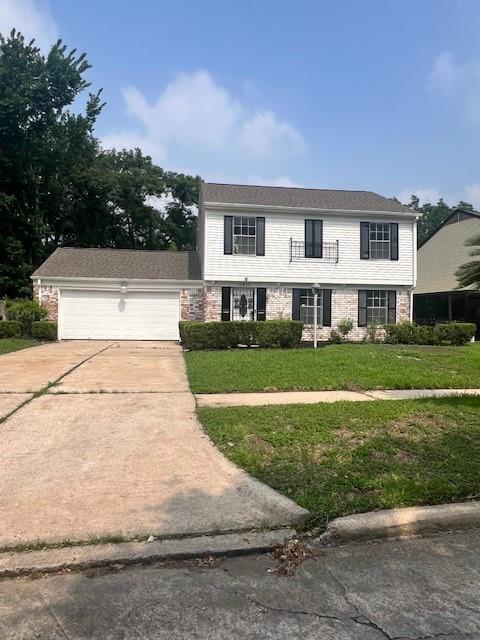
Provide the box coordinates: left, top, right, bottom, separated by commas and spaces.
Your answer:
405, 195, 475, 245
0, 30, 200, 297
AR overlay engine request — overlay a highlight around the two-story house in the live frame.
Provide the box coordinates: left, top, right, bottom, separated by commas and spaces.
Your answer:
32, 182, 418, 341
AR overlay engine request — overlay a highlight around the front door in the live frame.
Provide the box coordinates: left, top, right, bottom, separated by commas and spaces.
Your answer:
232, 288, 256, 321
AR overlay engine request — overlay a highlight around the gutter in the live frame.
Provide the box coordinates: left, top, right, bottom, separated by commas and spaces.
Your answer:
204, 201, 421, 219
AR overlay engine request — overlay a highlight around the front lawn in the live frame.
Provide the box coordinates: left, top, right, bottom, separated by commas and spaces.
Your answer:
198, 397, 480, 528
0, 338, 39, 355
185, 343, 480, 393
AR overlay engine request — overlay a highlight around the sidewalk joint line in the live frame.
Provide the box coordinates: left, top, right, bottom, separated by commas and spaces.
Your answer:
0, 343, 116, 425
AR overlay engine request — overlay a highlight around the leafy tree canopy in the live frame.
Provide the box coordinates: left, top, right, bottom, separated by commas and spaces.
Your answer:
0, 30, 200, 298
404, 195, 475, 246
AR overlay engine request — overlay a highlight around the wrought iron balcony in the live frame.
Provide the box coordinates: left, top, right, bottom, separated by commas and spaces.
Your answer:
289, 239, 339, 263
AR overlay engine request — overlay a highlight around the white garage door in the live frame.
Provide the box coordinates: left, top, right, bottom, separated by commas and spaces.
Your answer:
59, 289, 180, 340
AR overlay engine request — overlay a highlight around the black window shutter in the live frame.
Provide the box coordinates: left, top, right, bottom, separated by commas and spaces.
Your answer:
360, 222, 370, 260
305, 220, 323, 258
388, 290, 397, 324
221, 287, 231, 321
256, 288, 266, 321
292, 288, 302, 321
322, 289, 332, 326
256, 217, 265, 256
390, 223, 399, 260
358, 290, 368, 326
315, 220, 323, 258
305, 220, 314, 258
224, 216, 233, 255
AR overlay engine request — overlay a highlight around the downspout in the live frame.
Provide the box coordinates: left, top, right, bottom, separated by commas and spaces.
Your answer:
37, 278, 42, 305
411, 218, 418, 321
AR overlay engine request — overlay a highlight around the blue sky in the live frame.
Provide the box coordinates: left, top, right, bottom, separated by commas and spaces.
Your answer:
2, 0, 480, 206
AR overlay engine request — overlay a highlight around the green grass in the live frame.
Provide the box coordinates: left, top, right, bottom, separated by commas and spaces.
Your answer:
185, 343, 480, 393
198, 396, 480, 529
0, 338, 39, 355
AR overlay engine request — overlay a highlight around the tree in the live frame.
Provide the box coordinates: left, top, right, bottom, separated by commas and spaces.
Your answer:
405, 195, 475, 246
0, 30, 200, 297
456, 234, 480, 289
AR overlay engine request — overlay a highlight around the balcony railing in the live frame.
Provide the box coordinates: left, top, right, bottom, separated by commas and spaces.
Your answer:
289, 239, 339, 263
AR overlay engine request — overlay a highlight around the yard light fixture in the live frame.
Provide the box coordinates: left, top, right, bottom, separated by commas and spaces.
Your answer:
311, 283, 322, 349
120, 282, 127, 294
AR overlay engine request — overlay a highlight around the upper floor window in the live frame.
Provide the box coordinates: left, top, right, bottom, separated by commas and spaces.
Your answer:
233, 216, 256, 255
369, 223, 390, 260
360, 222, 398, 260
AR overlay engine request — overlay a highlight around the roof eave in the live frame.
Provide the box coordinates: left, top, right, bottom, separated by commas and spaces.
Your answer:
31, 275, 203, 286
203, 201, 419, 218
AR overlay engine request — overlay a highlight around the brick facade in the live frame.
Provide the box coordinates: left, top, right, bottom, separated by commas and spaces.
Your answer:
180, 288, 204, 321
34, 285, 59, 321
35, 282, 411, 342
198, 285, 411, 342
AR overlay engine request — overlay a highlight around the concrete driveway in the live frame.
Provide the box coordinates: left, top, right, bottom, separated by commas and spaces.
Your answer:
0, 341, 306, 548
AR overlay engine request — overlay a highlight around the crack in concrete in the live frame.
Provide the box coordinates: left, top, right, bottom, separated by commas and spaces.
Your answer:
0, 342, 116, 425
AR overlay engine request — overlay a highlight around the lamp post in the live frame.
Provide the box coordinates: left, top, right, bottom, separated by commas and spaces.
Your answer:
311, 283, 321, 349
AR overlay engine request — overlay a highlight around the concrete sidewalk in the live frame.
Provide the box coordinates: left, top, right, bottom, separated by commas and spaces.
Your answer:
196, 387, 480, 407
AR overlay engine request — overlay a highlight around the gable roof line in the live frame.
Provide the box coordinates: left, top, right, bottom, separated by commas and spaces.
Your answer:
418, 208, 480, 249
201, 181, 415, 215
204, 200, 419, 218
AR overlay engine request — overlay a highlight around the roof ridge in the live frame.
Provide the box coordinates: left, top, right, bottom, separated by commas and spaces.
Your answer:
57, 247, 196, 255
203, 181, 374, 194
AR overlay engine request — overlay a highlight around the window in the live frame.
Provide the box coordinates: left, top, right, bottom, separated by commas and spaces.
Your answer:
366, 290, 388, 325
233, 216, 256, 255
299, 289, 323, 325
369, 223, 391, 260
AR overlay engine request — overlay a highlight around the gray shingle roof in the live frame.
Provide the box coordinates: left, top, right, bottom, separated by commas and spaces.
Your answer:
202, 182, 414, 214
32, 248, 202, 280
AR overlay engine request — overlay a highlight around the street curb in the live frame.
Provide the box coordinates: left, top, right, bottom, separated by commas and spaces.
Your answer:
0, 528, 296, 578
317, 501, 480, 545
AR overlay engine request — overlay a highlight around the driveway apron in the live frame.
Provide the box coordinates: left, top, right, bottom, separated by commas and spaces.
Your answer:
0, 341, 306, 547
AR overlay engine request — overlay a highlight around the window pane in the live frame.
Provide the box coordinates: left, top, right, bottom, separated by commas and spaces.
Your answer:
299, 289, 323, 325
233, 216, 256, 254
369, 223, 390, 259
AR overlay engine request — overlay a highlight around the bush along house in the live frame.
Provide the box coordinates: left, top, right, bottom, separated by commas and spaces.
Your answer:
32, 182, 419, 341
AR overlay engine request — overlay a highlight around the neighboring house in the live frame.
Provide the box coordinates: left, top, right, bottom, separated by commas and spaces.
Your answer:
32, 182, 418, 341
415, 208, 480, 337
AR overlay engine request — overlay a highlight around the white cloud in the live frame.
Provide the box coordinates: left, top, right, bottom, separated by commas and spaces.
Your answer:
239, 110, 305, 157
102, 70, 306, 183
0, 0, 58, 51
427, 52, 460, 92
246, 175, 303, 188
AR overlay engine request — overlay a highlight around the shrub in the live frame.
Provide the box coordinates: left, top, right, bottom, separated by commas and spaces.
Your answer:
0, 320, 21, 338
384, 321, 418, 345
384, 321, 473, 346
329, 329, 343, 344
414, 324, 435, 345
31, 321, 57, 341
365, 322, 381, 343
433, 323, 476, 346
7, 299, 48, 336
337, 318, 354, 341
256, 321, 303, 348
179, 320, 303, 350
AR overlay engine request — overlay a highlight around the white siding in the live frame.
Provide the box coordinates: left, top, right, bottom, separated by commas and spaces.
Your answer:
203, 209, 415, 286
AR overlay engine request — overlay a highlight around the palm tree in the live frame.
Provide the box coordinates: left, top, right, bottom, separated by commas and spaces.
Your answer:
456, 233, 480, 289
